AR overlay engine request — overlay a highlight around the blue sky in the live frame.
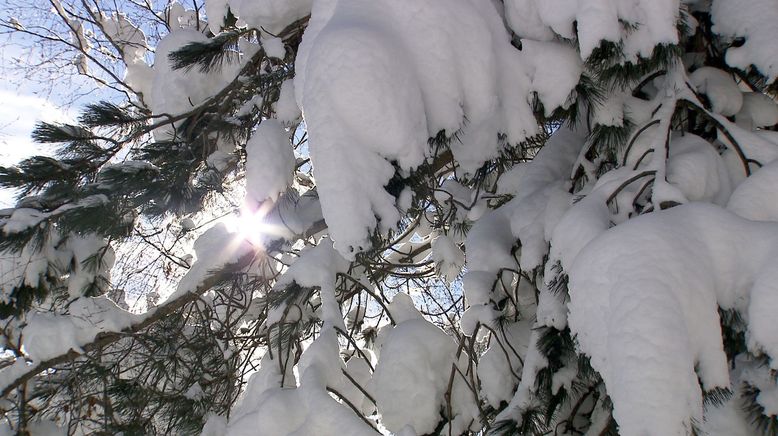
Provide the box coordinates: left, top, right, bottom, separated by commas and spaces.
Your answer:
0, 37, 95, 206
0, 86, 75, 207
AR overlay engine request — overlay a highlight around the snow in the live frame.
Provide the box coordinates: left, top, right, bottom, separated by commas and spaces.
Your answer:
226, 322, 374, 435
458, 127, 583, 336
230, 351, 297, 423
520, 40, 583, 116
386, 292, 422, 325
461, 131, 584, 335
548, 181, 611, 274
10, 1, 778, 434
65, 233, 116, 298
295, 0, 543, 257
205, 0, 229, 34
0, 230, 114, 308
592, 92, 626, 127
714, 113, 778, 182
503, 0, 555, 42
201, 414, 228, 436
666, 133, 732, 205
502, 127, 582, 271
261, 37, 286, 59
689, 67, 743, 116
167, 2, 202, 29
332, 354, 374, 415
21, 296, 138, 361
727, 159, 778, 221
747, 264, 778, 369
496, 329, 549, 425
51, 0, 90, 75
171, 223, 253, 300
0, 359, 32, 400
701, 392, 755, 436
2, 208, 47, 234
459, 303, 497, 336
567, 203, 778, 436
273, 238, 348, 329
430, 234, 464, 283
148, 29, 240, 120
227, 0, 312, 35
245, 119, 296, 204
477, 319, 530, 407
274, 79, 301, 124
464, 210, 515, 275
736, 92, 778, 129
99, 12, 153, 102
22, 421, 64, 436
370, 318, 475, 434
711, 0, 778, 82
184, 382, 204, 400
504, 0, 680, 60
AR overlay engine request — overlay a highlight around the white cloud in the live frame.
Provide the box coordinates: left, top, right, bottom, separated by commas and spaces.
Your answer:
0, 88, 76, 206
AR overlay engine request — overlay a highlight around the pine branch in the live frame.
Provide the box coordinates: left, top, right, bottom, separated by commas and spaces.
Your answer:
168, 30, 247, 73
79, 101, 145, 132
0, 218, 327, 399
31, 122, 92, 144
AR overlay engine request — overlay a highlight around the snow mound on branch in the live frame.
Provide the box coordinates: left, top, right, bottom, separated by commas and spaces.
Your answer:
504, 0, 680, 60
711, 0, 778, 82
736, 92, 778, 129
727, 160, 778, 221
99, 13, 153, 101
689, 67, 743, 116
227, 0, 311, 35
0, 232, 113, 303
371, 317, 477, 434
226, 384, 373, 436
477, 319, 531, 407
713, 114, 778, 184
460, 127, 582, 332
567, 203, 778, 436
431, 234, 465, 283
171, 223, 253, 300
273, 238, 348, 329
666, 133, 732, 205
149, 29, 239, 119
227, 329, 375, 435
503, 127, 582, 271
295, 0, 559, 258
245, 120, 295, 203
274, 79, 301, 124
519, 40, 583, 116
21, 296, 139, 362
205, 0, 229, 34
701, 390, 754, 436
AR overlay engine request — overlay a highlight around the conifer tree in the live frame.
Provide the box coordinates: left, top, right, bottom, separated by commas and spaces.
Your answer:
1, 1, 778, 435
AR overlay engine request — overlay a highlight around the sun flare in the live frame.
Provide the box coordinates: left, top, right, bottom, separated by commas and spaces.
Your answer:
223, 203, 281, 248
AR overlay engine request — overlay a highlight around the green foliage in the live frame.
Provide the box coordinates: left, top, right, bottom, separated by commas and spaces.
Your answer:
0, 283, 50, 320
491, 407, 547, 436
5, 3, 778, 435
169, 31, 247, 73
31, 122, 93, 144
79, 101, 146, 133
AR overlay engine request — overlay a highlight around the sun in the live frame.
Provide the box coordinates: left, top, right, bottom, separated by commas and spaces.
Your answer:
222, 202, 281, 248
